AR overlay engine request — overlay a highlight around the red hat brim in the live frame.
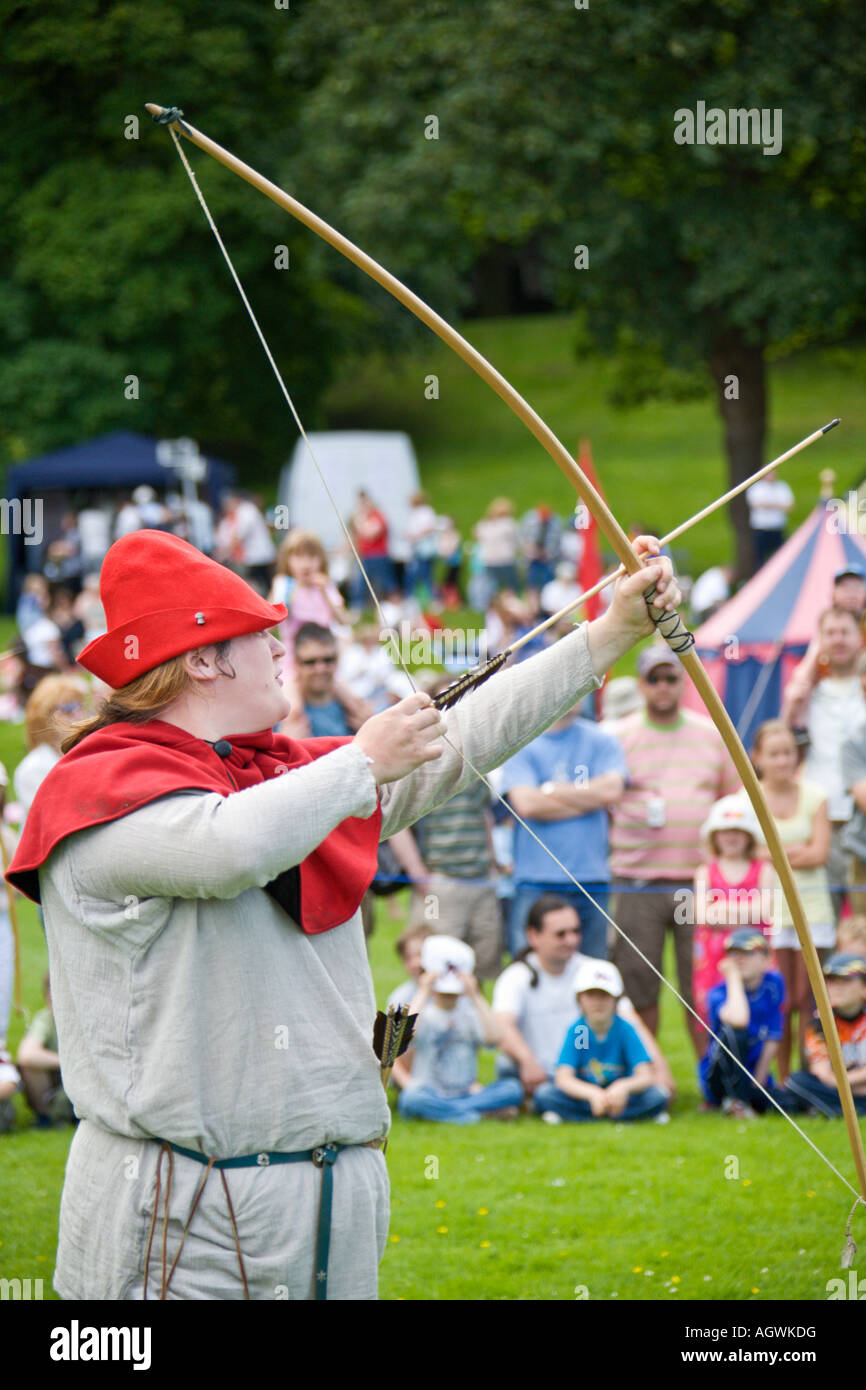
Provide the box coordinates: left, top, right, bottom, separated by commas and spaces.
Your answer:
78, 600, 287, 689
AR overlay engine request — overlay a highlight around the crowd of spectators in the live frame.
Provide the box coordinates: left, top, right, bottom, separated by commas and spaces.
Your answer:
2, 476, 866, 1137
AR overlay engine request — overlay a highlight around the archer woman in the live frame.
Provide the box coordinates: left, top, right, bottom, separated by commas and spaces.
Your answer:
8, 527, 679, 1300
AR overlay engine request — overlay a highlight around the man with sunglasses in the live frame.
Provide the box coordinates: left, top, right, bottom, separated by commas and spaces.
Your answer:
610, 644, 740, 1054
287, 622, 372, 738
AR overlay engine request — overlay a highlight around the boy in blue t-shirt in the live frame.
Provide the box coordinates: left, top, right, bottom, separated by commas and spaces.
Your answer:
534, 959, 668, 1122
698, 928, 785, 1117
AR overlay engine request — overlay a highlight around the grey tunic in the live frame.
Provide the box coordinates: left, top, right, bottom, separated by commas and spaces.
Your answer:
43, 625, 599, 1299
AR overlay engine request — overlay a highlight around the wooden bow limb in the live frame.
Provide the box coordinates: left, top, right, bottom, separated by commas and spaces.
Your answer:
147, 104, 866, 1204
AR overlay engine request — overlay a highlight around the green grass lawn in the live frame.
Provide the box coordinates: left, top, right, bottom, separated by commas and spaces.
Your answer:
1, 888, 861, 1302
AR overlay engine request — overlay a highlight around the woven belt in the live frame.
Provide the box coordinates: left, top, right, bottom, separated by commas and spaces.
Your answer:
147, 1138, 363, 1300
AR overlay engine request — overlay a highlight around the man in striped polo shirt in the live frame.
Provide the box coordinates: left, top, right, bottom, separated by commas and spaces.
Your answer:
610, 645, 740, 1052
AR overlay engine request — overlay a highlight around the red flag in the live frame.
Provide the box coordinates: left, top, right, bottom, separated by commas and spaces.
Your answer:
575, 439, 605, 620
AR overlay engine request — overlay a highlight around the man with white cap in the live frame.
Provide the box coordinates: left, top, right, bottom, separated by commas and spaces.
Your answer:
7, 527, 679, 1299
534, 958, 668, 1123
397, 935, 523, 1122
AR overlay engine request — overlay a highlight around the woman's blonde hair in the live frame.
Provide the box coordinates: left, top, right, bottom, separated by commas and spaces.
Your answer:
60, 642, 233, 753
751, 718, 795, 756
485, 497, 515, 520
25, 674, 90, 752
275, 529, 327, 577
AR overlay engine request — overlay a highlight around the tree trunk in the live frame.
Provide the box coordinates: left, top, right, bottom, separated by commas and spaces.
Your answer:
708, 328, 767, 582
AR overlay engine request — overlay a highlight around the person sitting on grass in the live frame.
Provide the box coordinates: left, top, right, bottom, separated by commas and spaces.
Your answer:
697, 928, 785, 1119
533, 959, 669, 1124
385, 923, 434, 1091
784, 952, 866, 1117
388, 923, 435, 1012
16, 974, 74, 1128
492, 893, 674, 1104
397, 935, 523, 1124
0, 1047, 20, 1134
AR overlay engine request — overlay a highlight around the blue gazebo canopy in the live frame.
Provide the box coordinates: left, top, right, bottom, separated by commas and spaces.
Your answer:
3, 431, 236, 607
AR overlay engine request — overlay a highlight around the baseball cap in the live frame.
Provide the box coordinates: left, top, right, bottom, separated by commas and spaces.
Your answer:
421, 934, 476, 993
823, 951, 866, 979
834, 565, 866, 584
637, 645, 682, 678
724, 928, 770, 954
601, 676, 643, 721
572, 959, 624, 998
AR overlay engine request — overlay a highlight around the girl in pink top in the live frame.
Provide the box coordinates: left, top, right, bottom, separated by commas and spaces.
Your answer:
693, 796, 775, 1025
269, 530, 348, 670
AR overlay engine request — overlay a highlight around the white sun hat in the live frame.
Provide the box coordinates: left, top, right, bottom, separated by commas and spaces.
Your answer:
421, 934, 476, 993
700, 795, 764, 848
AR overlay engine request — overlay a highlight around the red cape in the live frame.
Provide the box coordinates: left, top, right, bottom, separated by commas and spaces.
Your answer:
6, 720, 382, 934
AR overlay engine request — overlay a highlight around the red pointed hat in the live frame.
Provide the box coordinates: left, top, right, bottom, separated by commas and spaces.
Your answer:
77, 530, 287, 688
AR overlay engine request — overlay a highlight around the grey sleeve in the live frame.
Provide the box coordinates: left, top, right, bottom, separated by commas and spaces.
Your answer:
841, 731, 866, 791
379, 624, 600, 839
55, 741, 380, 903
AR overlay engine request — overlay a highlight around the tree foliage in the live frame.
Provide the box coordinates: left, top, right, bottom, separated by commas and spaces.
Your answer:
0, 0, 362, 469
2, 0, 865, 539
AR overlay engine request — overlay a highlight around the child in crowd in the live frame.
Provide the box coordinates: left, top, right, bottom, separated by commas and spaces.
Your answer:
397, 936, 523, 1123
269, 530, 349, 665
534, 959, 668, 1123
693, 797, 775, 1025
785, 952, 866, 1116
386, 924, 434, 1090
388, 923, 434, 1011
750, 720, 834, 1078
698, 929, 785, 1117
17, 974, 74, 1127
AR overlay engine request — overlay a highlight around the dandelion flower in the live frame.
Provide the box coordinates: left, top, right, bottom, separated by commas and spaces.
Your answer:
437, 1225, 448, 1235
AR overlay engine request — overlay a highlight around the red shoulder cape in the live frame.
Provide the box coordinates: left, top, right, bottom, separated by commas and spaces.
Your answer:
6, 720, 381, 934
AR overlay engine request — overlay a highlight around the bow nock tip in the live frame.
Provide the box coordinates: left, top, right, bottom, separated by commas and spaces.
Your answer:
145, 103, 164, 116
823, 417, 841, 433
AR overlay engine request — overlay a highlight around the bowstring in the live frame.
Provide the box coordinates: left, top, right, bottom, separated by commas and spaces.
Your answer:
163, 126, 865, 1211
167, 126, 392, 633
